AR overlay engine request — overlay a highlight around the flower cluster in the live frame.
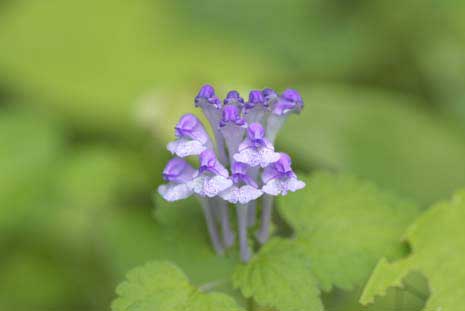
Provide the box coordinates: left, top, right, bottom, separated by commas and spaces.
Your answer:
158, 84, 305, 262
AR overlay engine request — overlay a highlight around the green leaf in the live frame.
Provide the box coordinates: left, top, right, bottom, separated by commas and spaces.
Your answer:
100, 196, 238, 286
278, 172, 419, 291
360, 189, 465, 311
279, 85, 465, 205
233, 238, 323, 311
112, 261, 244, 311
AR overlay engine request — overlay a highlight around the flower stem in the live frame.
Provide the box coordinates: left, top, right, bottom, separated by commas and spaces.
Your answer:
237, 204, 251, 262
218, 198, 235, 248
256, 194, 273, 244
200, 197, 224, 255
247, 201, 256, 228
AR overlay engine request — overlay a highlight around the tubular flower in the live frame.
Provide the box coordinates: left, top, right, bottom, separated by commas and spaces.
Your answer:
157, 85, 305, 262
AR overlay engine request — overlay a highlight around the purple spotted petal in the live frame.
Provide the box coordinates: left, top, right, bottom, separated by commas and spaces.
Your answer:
188, 175, 233, 198
167, 139, 207, 157
158, 183, 193, 201
220, 185, 263, 204
234, 147, 280, 168
262, 177, 305, 196
199, 149, 229, 177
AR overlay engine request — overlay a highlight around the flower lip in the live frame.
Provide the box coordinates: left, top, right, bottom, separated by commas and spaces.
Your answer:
162, 157, 195, 182
199, 149, 229, 177
220, 105, 246, 127
195, 84, 222, 109
273, 89, 303, 115
247, 122, 266, 146
262, 153, 296, 183
175, 113, 197, 137
223, 90, 244, 106
231, 162, 258, 188
262, 88, 277, 101
245, 90, 266, 110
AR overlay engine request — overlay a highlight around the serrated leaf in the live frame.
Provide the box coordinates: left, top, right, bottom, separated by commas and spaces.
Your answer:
278, 172, 419, 291
233, 238, 323, 311
360, 190, 465, 311
112, 261, 244, 311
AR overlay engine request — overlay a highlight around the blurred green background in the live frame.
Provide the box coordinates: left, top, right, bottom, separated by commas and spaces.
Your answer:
1, 0, 465, 310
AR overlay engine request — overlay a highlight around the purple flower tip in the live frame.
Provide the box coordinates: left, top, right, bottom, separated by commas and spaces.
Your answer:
195, 84, 221, 109
224, 90, 244, 106
162, 158, 195, 183
247, 90, 264, 106
231, 162, 258, 187
262, 88, 277, 100
247, 122, 266, 142
175, 114, 198, 137
273, 153, 295, 178
273, 89, 303, 115
199, 149, 217, 171
220, 105, 246, 127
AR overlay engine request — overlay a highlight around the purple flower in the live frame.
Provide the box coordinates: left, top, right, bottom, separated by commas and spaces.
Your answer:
223, 90, 244, 107
220, 162, 262, 204
220, 105, 246, 128
167, 114, 212, 157
243, 90, 268, 124
261, 153, 305, 196
266, 88, 304, 143
194, 84, 222, 109
189, 150, 232, 197
262, 88, 278, 106
194, 84, 228, 164
158, 158, 197, 201
219, 105, 247, 162
234, 123, 280, 167
271, 89, 303, 116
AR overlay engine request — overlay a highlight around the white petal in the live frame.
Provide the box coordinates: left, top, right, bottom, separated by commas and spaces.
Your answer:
167, 139, 206, 157
262, 177, 305, 196
158, 183, 193, 201
237, 185, 263, 204
287, 178, 306, 192
188, 175, 233, 197
258, 148, 281, 167
234, 148, 261, 167
220, 186, 240, 204
203, 175, 233, 197
262, 179, 282, 196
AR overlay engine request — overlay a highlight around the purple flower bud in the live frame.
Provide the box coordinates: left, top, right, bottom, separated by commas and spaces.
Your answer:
247, 123, 267, 148
189, 150, 232, 198
220, 105, 246, 128
175, 114, 210, 143
261, 153, 305, 196
199, 149, 229, 177
167, 114, 212, 157
223, 90, 244, 106
262, 88, 278, 105
195, 84, 222, 109
245, 90, 265, 110
272, 89, 303, 116
158, 158, 196, 202
162, 157, 197, 183
231, 162, 258, 188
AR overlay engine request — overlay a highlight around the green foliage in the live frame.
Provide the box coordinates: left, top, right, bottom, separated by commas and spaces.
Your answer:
233, 238, 322, 311
112, 261, 244, 311
278, 172, 419, 291
101, 196, 238, 285
280, 85, 465, 205
361, 190, 465, 311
